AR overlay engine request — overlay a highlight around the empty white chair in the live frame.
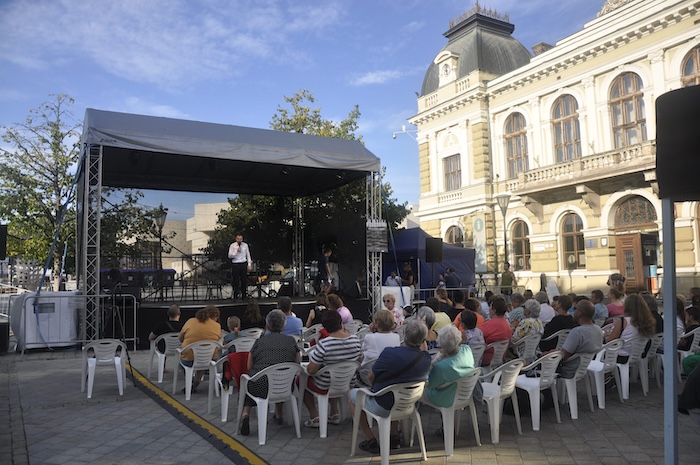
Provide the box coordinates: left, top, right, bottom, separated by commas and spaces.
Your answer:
395, 324, 406, 344
147, 332, 181, 383
559, 352, 596, 420
209, 356, 233, 421
302, 324, 322, 344
480, 358, 524, 444
239, 327, 264, 339
419, 367, 482, 455
173, 340, 222, 400
350, 381, 428, 465
236, 362, 301, 445
615, 336, 650, 400
304, 360, 360, 438
81, 339, 127, 399
356, 326, 371, 342
587, 339, 624, 409
515, 352, 562, 431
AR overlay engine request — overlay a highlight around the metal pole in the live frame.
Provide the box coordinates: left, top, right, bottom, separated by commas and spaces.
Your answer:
158, 225, 163, 301
661, 197, 678, 465
502, 214, 508, 264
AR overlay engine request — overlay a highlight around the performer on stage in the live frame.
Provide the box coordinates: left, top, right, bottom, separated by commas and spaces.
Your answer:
228, 233, 252, 300
319, 247, 333, 294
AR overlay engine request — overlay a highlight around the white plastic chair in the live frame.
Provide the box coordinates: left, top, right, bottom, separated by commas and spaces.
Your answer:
239, 328, 264, 339
350, 381, 428, 465
678, 326, 700, 366
345, 320, 364, 335
469, 343, 486, 367
209, 356, 233, 421
236, 362, 301, 445
419, 367, 482, 456
480, 358, 524, 444
395, 324, 406, 344
636, 333, 663, 396
481, 339, 510, 379
513, 333, 542, 362
559, 352, 596, 420
303, 324, 322, 344
615, 336, 649, 400
515, 352, 562, 431
223, 336, 257, 354
304, 360, 360, 438
81, 339, 127, 399
539, 329, 571, 351
147, 332, 181, 383
587, 339, 624, 409
173, 340, 222, 400
356, 326, 371, 342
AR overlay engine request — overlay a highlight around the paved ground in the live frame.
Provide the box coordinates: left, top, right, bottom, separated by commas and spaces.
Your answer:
1, 342, 699, 465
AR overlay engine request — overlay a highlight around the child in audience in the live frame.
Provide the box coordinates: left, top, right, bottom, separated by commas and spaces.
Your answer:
223, 316, 241, 343
460, 309, 484, 346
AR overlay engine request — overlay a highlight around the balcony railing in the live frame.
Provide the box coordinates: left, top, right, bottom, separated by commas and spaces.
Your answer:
509, 141, 656, 193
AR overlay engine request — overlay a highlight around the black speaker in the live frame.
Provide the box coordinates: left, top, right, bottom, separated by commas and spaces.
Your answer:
0, 225, 6, 261
425, 238, 443, 263
656, 85, 700, 200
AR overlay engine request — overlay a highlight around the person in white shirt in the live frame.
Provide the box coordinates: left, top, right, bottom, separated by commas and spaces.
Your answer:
535, 291, 556, 324
228, 233, 252, 300
384, 271, 402, 287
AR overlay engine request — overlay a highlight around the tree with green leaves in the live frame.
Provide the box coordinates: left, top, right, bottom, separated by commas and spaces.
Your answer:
1, 95, 167, 289
0, 94, 80, 288
207, 90, 409, 282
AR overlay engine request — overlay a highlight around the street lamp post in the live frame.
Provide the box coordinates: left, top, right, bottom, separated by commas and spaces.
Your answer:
153, 204, 168, 301
495, 193, 512, 267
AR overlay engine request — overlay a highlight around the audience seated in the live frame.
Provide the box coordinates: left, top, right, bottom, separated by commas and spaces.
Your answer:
480, 297, 511, 366
540, 295, 576, 352
556, 300, 603, 378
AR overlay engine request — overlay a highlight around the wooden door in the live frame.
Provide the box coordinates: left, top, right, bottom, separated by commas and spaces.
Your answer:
616, 234, 644, 293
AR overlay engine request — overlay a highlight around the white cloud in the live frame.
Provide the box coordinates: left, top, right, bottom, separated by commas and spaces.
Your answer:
350, 70, 404, 86
0, 0, 346, 89
121, 97, 190, 119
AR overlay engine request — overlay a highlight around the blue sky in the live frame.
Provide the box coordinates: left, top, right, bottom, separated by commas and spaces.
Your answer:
0, 0, 604, 220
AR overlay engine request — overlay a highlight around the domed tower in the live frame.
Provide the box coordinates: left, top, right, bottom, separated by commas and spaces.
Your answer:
420, 8, 531, 97
410, 5, 531, 274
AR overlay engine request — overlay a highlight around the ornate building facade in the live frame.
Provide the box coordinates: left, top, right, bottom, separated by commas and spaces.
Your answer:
410, 0, 700, 294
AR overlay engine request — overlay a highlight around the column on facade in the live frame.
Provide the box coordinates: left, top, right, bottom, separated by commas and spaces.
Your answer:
647, 49, 666, 139
581, 75, 598, 156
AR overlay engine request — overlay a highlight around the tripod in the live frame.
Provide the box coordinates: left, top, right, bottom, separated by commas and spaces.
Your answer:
476, 273, 487, 298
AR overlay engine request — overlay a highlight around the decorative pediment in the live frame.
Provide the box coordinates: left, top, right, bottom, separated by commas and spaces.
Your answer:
598, 0, 634, 17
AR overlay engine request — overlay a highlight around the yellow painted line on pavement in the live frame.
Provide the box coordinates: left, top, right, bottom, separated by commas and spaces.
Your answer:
127, 364, 266, 465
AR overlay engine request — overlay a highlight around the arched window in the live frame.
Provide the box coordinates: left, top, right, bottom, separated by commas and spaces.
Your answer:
505, 113, 528, 179
552, 95, 581, 162
682, 45, 700, 87
445, 225, 464, 247
512, 220, 531, 271
614, 196, 657, 228
562, 212, 585, 269
609, 73, 647, 148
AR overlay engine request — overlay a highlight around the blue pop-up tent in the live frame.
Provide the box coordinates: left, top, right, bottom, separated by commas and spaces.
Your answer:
383, 227, 476, 291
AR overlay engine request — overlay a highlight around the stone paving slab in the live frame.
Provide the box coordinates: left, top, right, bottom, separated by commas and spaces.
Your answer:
1, 345, 699, 465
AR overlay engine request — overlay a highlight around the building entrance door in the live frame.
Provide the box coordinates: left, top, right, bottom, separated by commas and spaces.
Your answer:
615, 233, 659, 293
616, 234, 643, 293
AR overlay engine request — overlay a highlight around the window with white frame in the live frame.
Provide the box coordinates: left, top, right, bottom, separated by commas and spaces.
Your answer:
505, 113, 528, 178
562, 212, 585, 269
445, 225, 464, 247
512, 220, 531, 271
552, 94, 581, 162
609, 73, 647, 148
443, 154, 461, 191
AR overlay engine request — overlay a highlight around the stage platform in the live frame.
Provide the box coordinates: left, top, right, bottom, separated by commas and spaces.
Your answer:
135, 294, 371, 349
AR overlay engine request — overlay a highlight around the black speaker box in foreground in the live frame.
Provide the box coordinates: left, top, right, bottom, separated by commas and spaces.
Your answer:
0, 224, 6, 261
425, 237, 443, 263
656, 85, 700, 200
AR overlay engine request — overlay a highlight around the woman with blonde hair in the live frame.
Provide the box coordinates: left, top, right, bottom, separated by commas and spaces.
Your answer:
606, 293, 656, 363
381, 293, 403, 326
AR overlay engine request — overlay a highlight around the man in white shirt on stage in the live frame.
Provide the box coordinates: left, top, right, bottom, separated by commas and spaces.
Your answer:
228, 233, 252, 301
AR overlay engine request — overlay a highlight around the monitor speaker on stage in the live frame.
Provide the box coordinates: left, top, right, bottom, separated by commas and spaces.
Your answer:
0, 225, 6, 261
425, 238, 443, 263
656, 85, 700, 200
